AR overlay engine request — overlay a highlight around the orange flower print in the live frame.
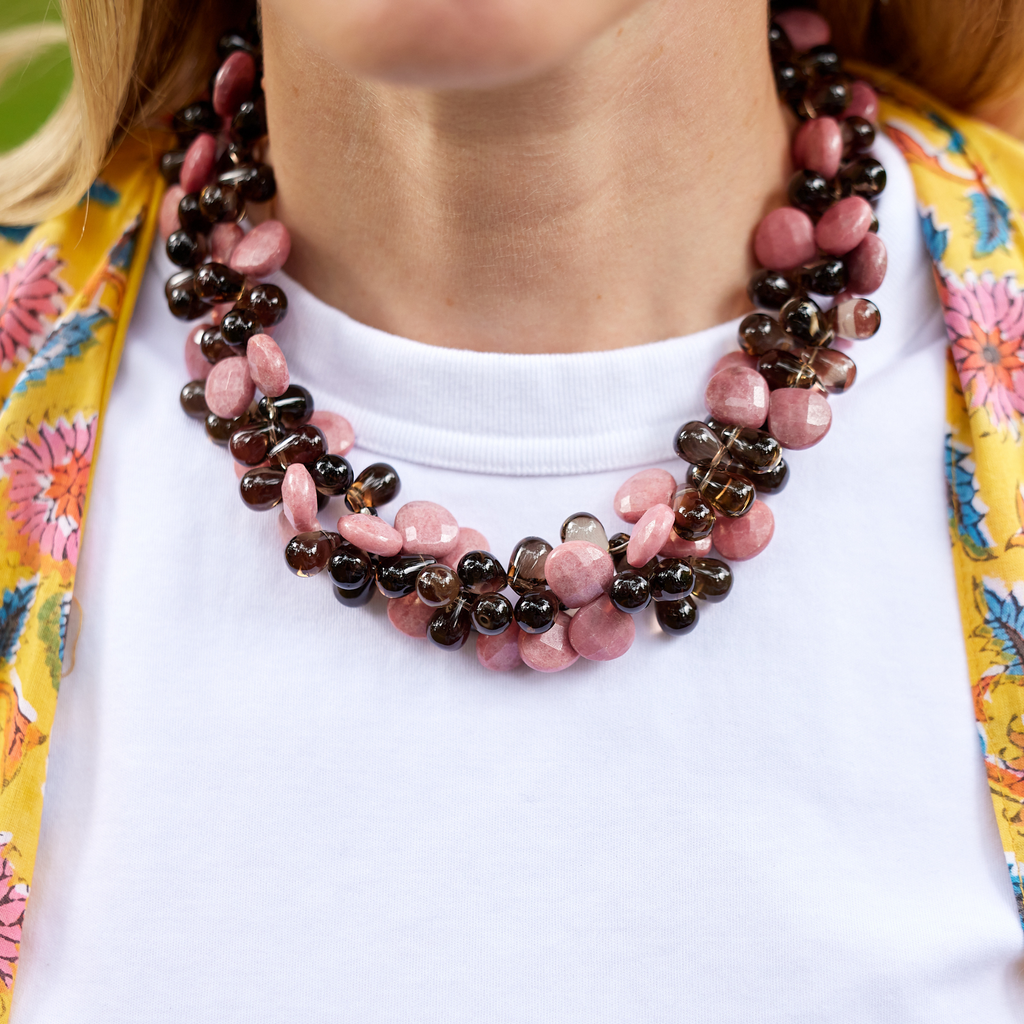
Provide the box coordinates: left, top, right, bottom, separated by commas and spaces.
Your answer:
0, 245, 66, 371
0, 835, 28, 991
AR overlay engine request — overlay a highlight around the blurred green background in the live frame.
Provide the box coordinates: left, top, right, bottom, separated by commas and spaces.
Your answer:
0, 0, 71, 153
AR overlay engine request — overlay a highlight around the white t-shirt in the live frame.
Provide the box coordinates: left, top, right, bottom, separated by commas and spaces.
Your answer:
13, 134, 1024, 1023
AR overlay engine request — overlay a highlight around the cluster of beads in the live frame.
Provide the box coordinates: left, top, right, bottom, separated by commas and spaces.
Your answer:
165, 7, 885, 673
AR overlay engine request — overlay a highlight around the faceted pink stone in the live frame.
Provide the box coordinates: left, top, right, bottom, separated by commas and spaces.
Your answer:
159, 184, 184, 240
210, 222, 244, 264
282, 463, 319, 533
774, 8, 831, 50
184, 323, 212, 381
845, 80, 879, 123
443, 527, 490, 569
387, 593, 434, 639
229, 220, 292, 278
815, 196, 872, 256
568, 595, 636, 661
768, 388, 832, 450
712, 351, 757, 375
627, 503, 675, 567
660, 533, 712, 558
754, 207, 816, 271
846, 233, 887, 294
309, 411, 355, 455
544, 541, 615, 609
712, 499, 774, 561
394, 501, 459, 558
205, 356, 255, 419
518, 612, 579, 673
337, 513, 403, 556
246, 333, 289, 397
180, 133, 217, 194
212, 49, 257, 117
793, 116, 842, 179
704, 365, 769, 429
477, 623, 523, 671
614, 468, 676, 524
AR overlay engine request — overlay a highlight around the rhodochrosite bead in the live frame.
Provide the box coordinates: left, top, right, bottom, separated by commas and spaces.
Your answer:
704, 365, 769, 429
544, 541, 615, 609
159, 185, 185, 240
815, 196, 873, 255
846, 233, 887, 294
478, 622, 523, 671
212, 49, 257, 117
845, 80, 879, 122
395, 501, 459, 558
444, 527, 490, 570
337, 513, 403, 556
229, 220, 292, 278
613, 468, 675, 524
768, 388, 832, 449
518, 612, 578, 672
184, 324, 211, 380
205, 356, 254, 418
660, 533, 713, 558
627, 504, 675, 567
754, 207, 816, 271
180, 133, 217, 193
712, 499, 774, 560
560, 512, 609, 549
210, 222, 244, 264
793, 116, 842, 179
774, 8, 830, 49
309, 411, 355, 456
282, 463, 319, 533
387, 593, 435, 638
568, 596, 635, 661
247, 334, 289, 397
712, 351, 758, 375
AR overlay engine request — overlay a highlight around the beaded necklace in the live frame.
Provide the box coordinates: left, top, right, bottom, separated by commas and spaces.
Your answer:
160, 6, 886, 673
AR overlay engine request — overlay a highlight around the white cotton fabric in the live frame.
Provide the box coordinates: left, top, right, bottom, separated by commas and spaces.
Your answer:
12, 134, 1024, 1023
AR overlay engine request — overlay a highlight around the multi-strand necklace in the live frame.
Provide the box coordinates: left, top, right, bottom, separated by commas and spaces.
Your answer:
159, 6, 886, 672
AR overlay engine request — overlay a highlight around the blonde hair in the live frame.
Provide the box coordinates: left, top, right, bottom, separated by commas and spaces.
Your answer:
1, 0, 1022, 225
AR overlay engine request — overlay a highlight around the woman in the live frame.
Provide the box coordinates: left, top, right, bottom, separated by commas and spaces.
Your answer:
0, 1, 1022, 1020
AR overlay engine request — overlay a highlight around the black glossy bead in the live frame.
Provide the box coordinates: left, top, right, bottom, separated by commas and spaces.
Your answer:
345, 462, 400, 512
416, 564, 461, 607
649, 558, 695, 602
246, 283, 288, 327
166, 229, 208, 268
267, 424, 327, 466
232, 97, 267, 145
838, 157, 886, 199
608, 532, 630, 563
691, 558, 733, 602
609, 571, 651, 614
655, 597, 699, 635
428, 593, 475, 650
799, 258, 847, 296
757, 347, 819, 390
206, 409, 251, 445
780, 296, 834, 346
258, 384, 314, 429
674, 420, 723, 464
229, 422, 278, 465
671, 486, 716, 540
199, 326, 235, 363
218, 163, 276, 203
329, 543, 374, 590
217, 31, 260, 59
457, 550, 508, 594
179, 380, 209, 419
173, 101, 219, 138
768, 20, 791, 62
333, 576, 375, 607
514, 590, 558, 634
165, 269, 208, 320
472, 592, 514, 635
159, 149, 187, 184
285, 530, 342, 578
688, 464, 755, 517
239, 465, 285, 510
177, 192, 208, 233
841, 116, 875, 154
220, 306, 262, 347
747, 270, 798, 312
199, 183, 244, 224
195, 262, 246, 303
749, 456, 789, 494
707, 419, 782, 472
774, 62, 806, 104
787, 169, 834, 217
738, 312, 791, 356
310, 454, 354, 496
800, 45, 841, 78
215, 141, 251, 174
376, 554, 437, 599
806, 76, 850, 118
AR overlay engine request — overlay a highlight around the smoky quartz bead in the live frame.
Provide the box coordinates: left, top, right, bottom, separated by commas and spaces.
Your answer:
801, 44, 841, 78
688, 464, 755, 518
671, 486, 716, 540
708, 420, 781, 472
229, 422, 277, 464
787, 170, 834, 217
609, 571, 651, 614
738, 312, 791, 356
781, 296, 833, 346
841, 116, 875, 154
333, 576, 375, 607
376, 554, 437, 599
768, 20, 790, 61
514, 589, 558, 634
799, 258, 847, 296
285, 530, 342, 577
199, 182, 244, 224
166, 229, 207, 268
159, 149, 186, 184
748, 456, 789, 494
239, 465, 285, 510
649, 559, 695, 602
165, 269, 208, 320
232, 97, 267, 145
217, 30, 259, 59
608, 532, 630, 563
560, 512, 608, 550
457, 550, 508, 593
691, 558, 733, 602
177, 192, 208, 233
329, 544, 374, 591
838, 157, 886, 199
674, 420, 723, 465
345, 462, 400, 512
472, 593, 514, 635
507, 537, 553, 596
220, 306, 262, 347
428, 593, 475, 650
180, 380, 209, 419
774, 62, 806, 105
218, 163, 276, 202
806, 76, 850, 118
655, 597, 699, 635
258, 384, 313, 429
206, 409, 251, 445
757, 348, 819, 390
310, 454, 353, 496
195, 262, 246, 302
267, 424, 327, 467
173, 100, 220, 138
805, 346, 857, 394
416, 564, 461, 607
747, 271, 797, 312
246, 283, 288, 327
200, 326, 235, 363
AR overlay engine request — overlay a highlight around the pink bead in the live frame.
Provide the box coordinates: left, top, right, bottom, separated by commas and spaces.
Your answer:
544, 541, 615, 609
309, 411, 355, 455
568, 595, 636, 662
184, 323, 212, 381
213, 50, 257, 117
660, 533, 712, 559
754, 207, 817, 271
236, 459, 268, 480
159, 184, 185, 240
477, 623, 523, 671
627, 503, 675, 568
518, 612, 579, 673
387, 593, 435, 639
712, 351, 757, 375
846, 233, 887, 294
210, 222, 244, 264
210, 302, 236, 326
774, 8, 831, 50
845, 81, 879, 123
282, 463, 319, 533
793, 117, 842, 179
394, 501, 459, 558
704, 365, 769, 429
768, 388, 832, 450
443, 527, 490, 569
229, 220, 292, 278
815, 196, 872, 256
180, 133, 217, 194
337, 513, 403, 556
712, 500, 774, 560
246, 333, 290, 397
613, 468, 676, 524
205, 356, 255, 419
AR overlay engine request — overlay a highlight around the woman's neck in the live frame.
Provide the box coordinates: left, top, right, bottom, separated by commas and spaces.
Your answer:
261, 0, 791, 354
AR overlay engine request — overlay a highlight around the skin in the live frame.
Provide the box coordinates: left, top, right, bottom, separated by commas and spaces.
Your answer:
258, 0, 792, 353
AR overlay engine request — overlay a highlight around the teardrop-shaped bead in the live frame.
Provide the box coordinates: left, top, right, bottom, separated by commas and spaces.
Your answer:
513, 589, 559, 634
416, 564, 462, 607
613, 468, 675, 524
560, 512, 608, 550
267, 424, 327, 466
655, 597, 700, 635
780, 296, 834, 347
282, 463, 320, 533
704, 365, 770, 429
609, 571, 651, 614
247, 334, 289, 397
845, 233, 887, 294
567, 595, 635, 662
674, 420, 723, 464
626, 504, 675, 567
738, 312, 791, 356
394, 500, 459, 558
229, 220, 292, 278
387, 593, 435, 639
708, 420, 782, 471
767, 388, 832, 450
518, 612, 578, 673
258, 384, 313, 429
285, 530, 342, 577
827, 296, 880, 339
346, 462, 401, 512
309, 454, 353, 496
815, 196, 873, 256
688, 464, 755, 517
328, 543, 374, 591
753, 207, 816, 271
671, 486, 716, 540
805, 347, 857, 393
793, 116, 842, 179
239, 466, 286, 510
648, 558, 695, 602
712, 499, 774, 561
477, 623, 523, 671
544, 542, 615, 609
428, 593, 475, 650
179, 380, 209, 419
456, 550, 507, 594
205, 356, 255, 419
507, 537, 553, 595
471, 592, 514, 635
376, 554, 437, 599
690, 558, 733, 602
336, 512, 403, 556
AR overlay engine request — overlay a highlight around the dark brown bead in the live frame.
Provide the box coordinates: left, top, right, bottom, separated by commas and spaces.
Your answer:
333, 576, 375, 607
165, 269, 208, 320
688, 464, 755, 517
748, 456, 789, 494
285, 530, 342, 578
217, 31, 260, 60
328, 543, 374, 590
232, 96, 267, 145
220, 306, 262, 347
246, 283, 288, 327
159, 149, 187, 184
781, 296, 833, 347
416, 564, 461, 607
674, 420, 723, 465
310, 454, 353, 496
738, 312, 791, 357
757, 348, 819, 390
376, 554, 436, 599
799, 258, 847, 297
708, 419, 782, 471
649, 558, 695, 602
457, 550, 507, 594
607, 532, 630, 563
267, 424, 327, 466
655, 597, 699, 635
774, 62, 807, 105
177, 192, 208, 233
507, 537, 553, 596
199, 326, 235, 363
747, 270, 798, 311
206, 409, 251, 446
805, 346, 857, 394
166, 229, 208, 268
195, 262, 246, 302
345, 462, 400, 512
800, 45, 841, 78
805, 76, 850, 118
228, 422, 278, 465
609, 570, 651, 614
179, 380, 209, 419
560, 512, 608, 549
513, 589, 558, 634
215, 141, 251, 174
218, 163, 276, 203
471, 592, 514, 635
239, 465, 285, 510
199, 183, 244, 224
838, 157, 886, 199
691, 558, 733, 602
173, 101, 219, 138
258, 384, 313, 429
671, 485, 716, 540
428, 592, 475, 650
787, 169, 834, 217
768, 20, 791, 62
841, 116, 875, 154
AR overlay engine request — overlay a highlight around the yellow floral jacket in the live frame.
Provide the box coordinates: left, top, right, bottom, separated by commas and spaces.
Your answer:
0, 70, 1022, 1018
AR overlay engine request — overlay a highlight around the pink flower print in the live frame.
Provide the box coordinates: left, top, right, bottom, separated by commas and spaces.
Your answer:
0, 835, 27, 990
941, 270, 1024, 430
1, 414, 97, 567
0, 245, 67, 371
